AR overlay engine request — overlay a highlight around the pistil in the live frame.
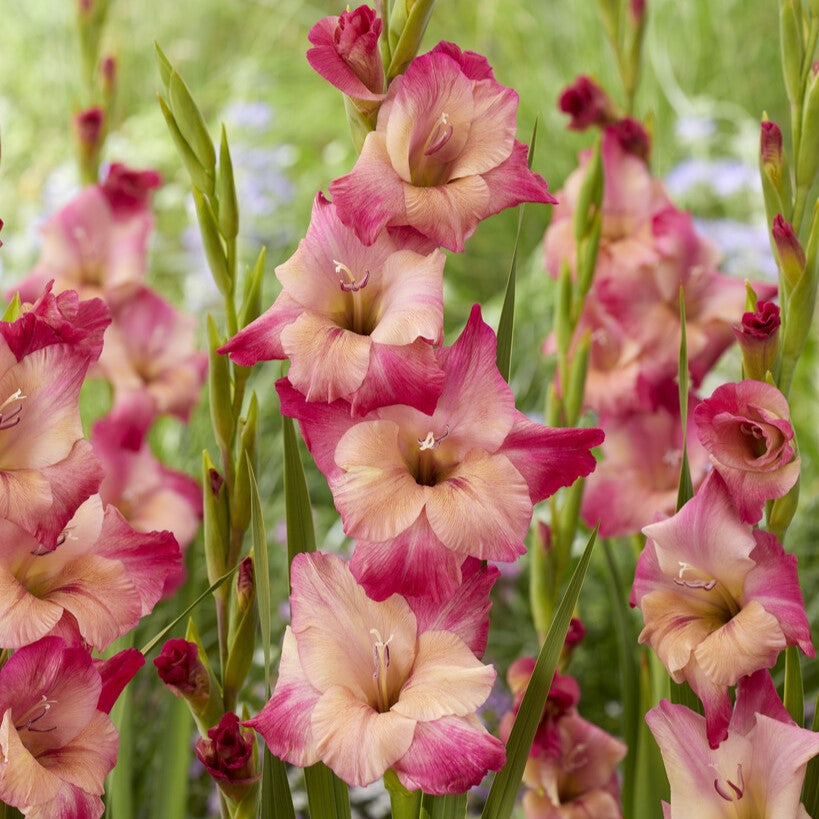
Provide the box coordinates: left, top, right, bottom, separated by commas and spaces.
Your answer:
334, 259, 370, 334
0, 389, 25, 431
370, 628, 393, 713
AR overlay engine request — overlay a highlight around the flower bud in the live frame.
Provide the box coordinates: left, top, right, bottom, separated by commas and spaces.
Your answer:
73, 107, 105, 183
607, 117, 650, 161
772, 214, 806, 288
558, 76, 616, 131
565, 617, 587, 649
100, 54, 117, 110
387, 0, 437, 80
208, 316, 233, 453
154, 638, 211, 711
797, 64, 819, 189
100, 163, 162, 217
759, 118, 791, 222
203, 452, 229, 585
224, 557, 258, 706
760, 120, 784, 177
733, 300, 780, 381
195, 712, 260, 804
630, 0, 646, 22
780, 0, 803, 107
536, 521, 552, 554
168, 70, 216, 174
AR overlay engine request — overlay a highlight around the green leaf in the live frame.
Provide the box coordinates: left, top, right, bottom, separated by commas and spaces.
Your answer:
481, 526, 598, 819
304, 762, 352, 819
153, 41, 173, 90
261, 749, 296, 819
601, 540, 639, 816
496, 119, 537, 382
1, 292, 21, 322
155, 696, 193, 818
140, 564, 239, 656
168, 69, 216, 173
632, 651, 669, 818
669, 679, 703, 714
384, 770, 422, 819
783, 645, 805, 725
106, 634, 135, 819
676, 288, 693, 511
801, 692, 819, 814
193, 187, 231, 296
420, 793, 468, 819
282, 415, 316, 570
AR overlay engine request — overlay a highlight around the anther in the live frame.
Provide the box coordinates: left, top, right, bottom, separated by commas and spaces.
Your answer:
0, 389, 26, 431
418, 426, 449, 451
425, 112, 454, 156
334, 260, 370, 293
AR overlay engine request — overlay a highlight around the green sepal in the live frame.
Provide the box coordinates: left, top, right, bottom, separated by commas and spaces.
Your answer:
1, 293, 21, 322
168, 70, 216, 174
158, 94, 214, 195
232, 392, 258, 535
283, 415, 317, 572
387, 0, 437, 79
554, 260, 574, 358
218, 125, 240, 240
563, 331, 590, 426
194, 188, 231, 296
797, 71, 819, 190
184, 617, 226, 736
223, 556, 258, 710
207, 315, 234, 453
481, 526, 598, 819
343, 95, 377, 154
202, 450, 229, 586
240, 247, 267, 329
576, 209, 602, 302
783, 644, 805, 726
572, 138, 603, 244
768, 476, 800, 540
780, 0, 804, 107
153, 42, 173, 91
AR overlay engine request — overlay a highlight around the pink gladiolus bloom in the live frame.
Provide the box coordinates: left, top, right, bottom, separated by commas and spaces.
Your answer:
647, 670, 819, 818
10, 167, 158, 305
98, 286, 207, 421
0, 494, 180, 650
329, 42, 556, 252
632, 473, 814, 747
278, 305, 603, 600
694, 380, 799, 524
0, 637, 120, 819
582, 390, 709, 537
307, 5, 385, 106
99, 163, 162, 219
220, 193, 446, 416
95, 649, 145, 714
0, 294, 108, 551
246, 552, 505, 792
92, 405, 201, 593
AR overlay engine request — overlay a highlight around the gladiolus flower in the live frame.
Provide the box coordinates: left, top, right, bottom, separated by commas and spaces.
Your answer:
153, 639, 211, 710
694, 379, 799, 524
648, 670, 819, 818
330, 42, 556, 252
0, 637, 120, 819
632, 473, 814, 747
278, 305, 602, 600
196, 713, 260, 803
307, 5, 385, 108
558, 76, 616, 131
0, 494, 180, 650
246, 552, 505, 793
220, 193, 445, 416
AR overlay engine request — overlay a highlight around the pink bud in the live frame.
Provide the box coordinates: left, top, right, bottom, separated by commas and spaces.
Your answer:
536, 521, 552, 553
100, 55, 117, 95
772, 214, 806, 286
558, 76, 616, 131
236, 556, 255, 611
153, 638, 210, 707
209, 468, 225, 496
760, 121, 783, 169
606, 117, 651, 161
196, 712, 260, 802
630, 0, 646, 22
73, 106, 105, 148
564, 617, 587, 649
733, 300, 780, 381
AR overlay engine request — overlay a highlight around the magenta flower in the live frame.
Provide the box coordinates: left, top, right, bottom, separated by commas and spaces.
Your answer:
647, 670, 819, 818
558, 76, 616, 131
278, 305, 602, 600
220, 193, 445, 415
330, 42, 556, 252
98, 285, 207, 421
632, 473, 814, 747
307, 5, 385, 108
694, 380, 799, 524
246, 552, 505, 793
733, 300, 780, 381
154, 639, 210, 707
99, 163, 162, 219
0, 494, 180, 650
0, 637, 120, 818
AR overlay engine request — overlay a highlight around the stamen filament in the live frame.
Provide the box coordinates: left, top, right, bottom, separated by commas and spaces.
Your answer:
370, 628, 393, 712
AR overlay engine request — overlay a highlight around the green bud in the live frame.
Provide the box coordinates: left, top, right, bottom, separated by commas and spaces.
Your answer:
759, 118, 791, 225
183, 618, 225, 735
576, 210, 602, 301
768, 477, 800, 540
217, 125, 239, 240
202, 451, 229, 587
796, 68, 819, 189
223, 556, 258, 706
158, 95, 214, 195
572, 139, 603, 244
555, 260, 574, 357
2, 293, 21, 322
231, 392, 258, 535
546, 382, 563, 428
779, 0, 803, 107
168, 70, 216, 174
239, 248, 266, 329
153, 41, 173, 92
564, 331, 590, 425
344, 95, 377, 153
207, 316, 233, 453
193, 188, 231, 296
387, 0, 437, 80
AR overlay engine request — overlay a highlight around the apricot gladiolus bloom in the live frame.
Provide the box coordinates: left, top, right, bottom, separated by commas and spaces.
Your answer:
247, 552, 505, 793
0, 637, 120, 818
648, 670, 819, 818
278, 305, 602, 599
632, 473, 813, 747
221, 193, 445, 416
330, 42, 556, 252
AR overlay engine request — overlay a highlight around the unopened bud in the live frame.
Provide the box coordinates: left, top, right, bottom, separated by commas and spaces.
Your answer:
760, 120, 783, 178
236, 557, 255, 613
73, 107, 105, 184
154, 638, 211, 712
195, 713, 260, 804
558, 76, 616, 131
607, 117, 650, 161
536, 521, 552, 554
100, 54, 117, 99
565, 617, 586, 648
629, 0, 646, 21
733, 299, 780, 381
797, 67, 819, 189
772, 214, 806, 288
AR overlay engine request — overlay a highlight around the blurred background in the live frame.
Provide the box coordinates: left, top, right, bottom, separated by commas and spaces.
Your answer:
0, 1, 816, 816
